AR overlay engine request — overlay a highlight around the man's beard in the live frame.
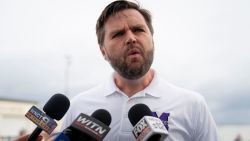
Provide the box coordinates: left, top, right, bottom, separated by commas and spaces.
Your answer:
107, 46, 154, 80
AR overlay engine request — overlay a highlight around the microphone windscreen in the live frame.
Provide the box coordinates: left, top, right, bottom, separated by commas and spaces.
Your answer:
43, 93, 70, 120
91, 109, 112, 126
128, 103, 152, 126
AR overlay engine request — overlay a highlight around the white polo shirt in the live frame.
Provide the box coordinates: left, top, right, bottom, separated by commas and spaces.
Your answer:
61, 71, 218, 141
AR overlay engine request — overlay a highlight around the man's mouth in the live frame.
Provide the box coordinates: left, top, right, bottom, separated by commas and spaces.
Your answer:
127, 48, 141, 56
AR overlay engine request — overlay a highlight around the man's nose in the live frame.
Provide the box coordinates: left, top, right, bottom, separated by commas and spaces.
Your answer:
125, 31, 137, 45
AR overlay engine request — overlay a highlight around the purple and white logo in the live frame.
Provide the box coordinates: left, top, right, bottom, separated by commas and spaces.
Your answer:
152, 112, 170, 130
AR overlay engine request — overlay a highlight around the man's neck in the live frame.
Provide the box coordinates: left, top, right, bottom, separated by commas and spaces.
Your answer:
114, 69, 154, 97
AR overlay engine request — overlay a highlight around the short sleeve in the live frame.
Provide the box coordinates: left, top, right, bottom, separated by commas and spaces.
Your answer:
193, 96, 218, 141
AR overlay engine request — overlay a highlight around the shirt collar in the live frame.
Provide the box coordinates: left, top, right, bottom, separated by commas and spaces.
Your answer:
103, 72, 120, 97
103, 70, 163, 98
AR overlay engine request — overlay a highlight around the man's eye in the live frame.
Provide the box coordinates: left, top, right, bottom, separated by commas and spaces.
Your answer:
112, 32, 124, 38
133, 28, 144, 32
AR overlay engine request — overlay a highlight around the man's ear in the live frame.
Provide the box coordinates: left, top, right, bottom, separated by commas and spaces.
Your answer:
100, 46, 108, 60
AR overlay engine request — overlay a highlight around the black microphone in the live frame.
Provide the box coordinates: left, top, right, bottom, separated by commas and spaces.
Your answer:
128, 103, 168, 141
26, 93, 70, 141
54, 109, 112, 141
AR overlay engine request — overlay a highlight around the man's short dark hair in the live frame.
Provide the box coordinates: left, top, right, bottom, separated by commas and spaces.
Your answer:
96, 0, 154, 47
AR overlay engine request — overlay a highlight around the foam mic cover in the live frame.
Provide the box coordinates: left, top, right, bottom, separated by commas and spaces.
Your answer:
128, 103, 152, 126
27, 93, 70, 141
43, 93, 70, 120
91, 109, 112, 126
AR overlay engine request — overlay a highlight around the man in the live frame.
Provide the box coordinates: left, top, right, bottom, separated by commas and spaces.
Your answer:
61, 0, 218, 141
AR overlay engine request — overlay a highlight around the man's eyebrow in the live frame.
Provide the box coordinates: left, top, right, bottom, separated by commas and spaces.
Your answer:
132, 24, 146, 29
110, 28, 125, 35
109, 24, 146, 35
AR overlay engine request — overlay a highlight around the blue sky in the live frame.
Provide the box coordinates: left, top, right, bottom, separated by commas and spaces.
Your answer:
0, 0, 250, 125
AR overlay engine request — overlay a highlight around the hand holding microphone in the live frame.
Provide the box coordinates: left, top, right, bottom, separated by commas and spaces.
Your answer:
25, 93, 70, 141
13, 134, 42, 141
128, 104, 168, 141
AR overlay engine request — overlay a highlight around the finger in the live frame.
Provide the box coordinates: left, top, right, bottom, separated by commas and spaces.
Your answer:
13, 134, 29, 141
36, 135, 43, 141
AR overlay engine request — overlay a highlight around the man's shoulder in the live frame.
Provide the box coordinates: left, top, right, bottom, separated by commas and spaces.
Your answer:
66, 83, 109, 118
71, 83, 105, 102
157, 77, 205, 103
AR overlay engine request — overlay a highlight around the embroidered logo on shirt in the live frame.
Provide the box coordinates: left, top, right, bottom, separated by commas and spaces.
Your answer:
152, 112, 170, 130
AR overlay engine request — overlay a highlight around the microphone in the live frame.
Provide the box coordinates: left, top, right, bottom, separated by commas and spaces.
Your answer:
128, 104, 168, 141
54, 109, 112, 141
25, 93, 70, 141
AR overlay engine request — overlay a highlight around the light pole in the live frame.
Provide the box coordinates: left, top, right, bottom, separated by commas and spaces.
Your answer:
64, 55, 71, 97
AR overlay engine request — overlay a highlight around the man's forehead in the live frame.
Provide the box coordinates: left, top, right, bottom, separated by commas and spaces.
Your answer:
104, 9, 147, 32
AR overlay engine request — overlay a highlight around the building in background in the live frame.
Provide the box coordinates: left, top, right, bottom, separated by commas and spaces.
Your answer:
0, 98, 36, 138
218, 124, 250, 141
